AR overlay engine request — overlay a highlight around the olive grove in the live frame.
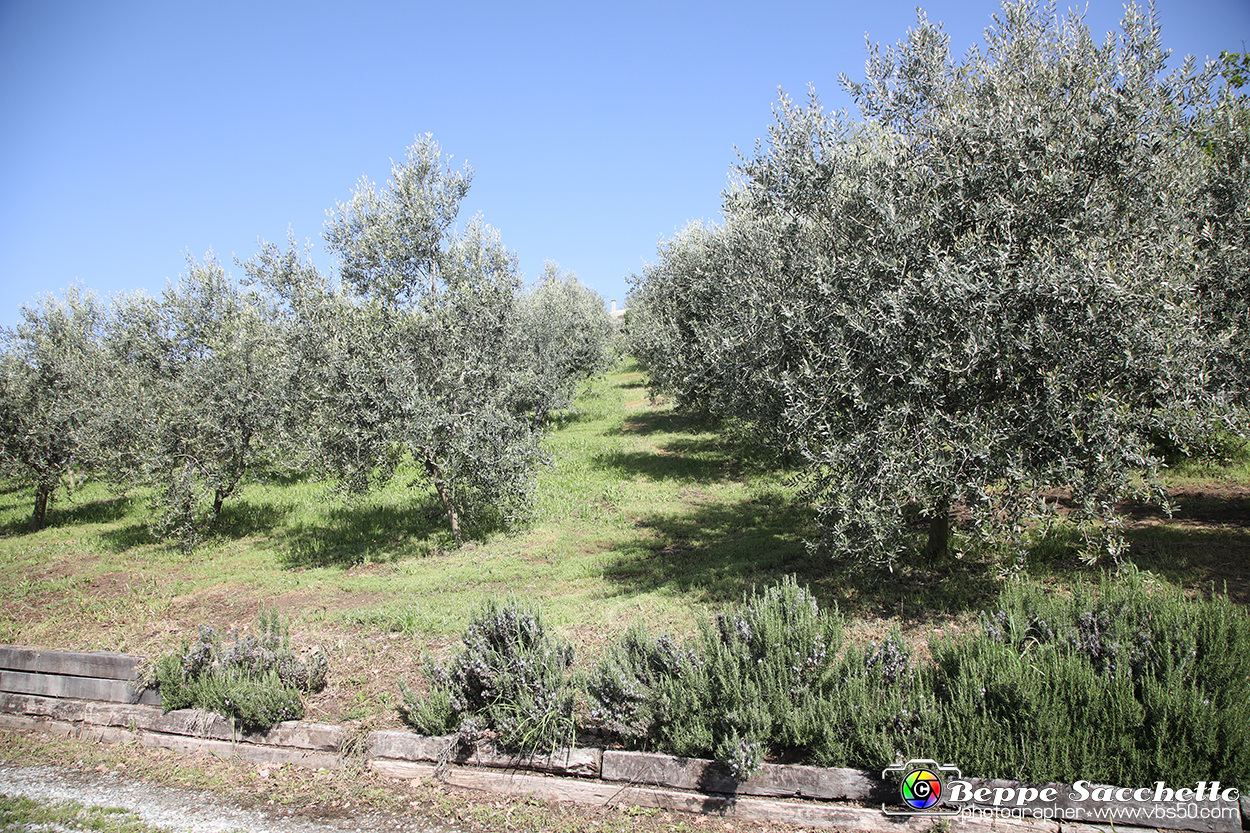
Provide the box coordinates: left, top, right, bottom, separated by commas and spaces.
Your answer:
629, 0, 1250, 566
1, 134, 613, 548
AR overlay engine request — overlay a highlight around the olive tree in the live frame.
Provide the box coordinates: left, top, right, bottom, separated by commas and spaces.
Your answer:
0, 286, 104, 530
252, 136, 544, 544
626, 213, 805, 452
631, 0, 1244, 566
1219, 51, 1250, 89
627, 221, 735, 411
1193, 66, 1250, 402
518, 261, 616, 426
99, 255, 290, 549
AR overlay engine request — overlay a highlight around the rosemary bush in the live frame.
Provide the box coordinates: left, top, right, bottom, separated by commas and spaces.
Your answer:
923, 568, 1250, 783
399, 597, 576, 755
154, 608, 326, 733
815, 631, 935, 771
585, 576, 843, 779
585, 572, 1250, 784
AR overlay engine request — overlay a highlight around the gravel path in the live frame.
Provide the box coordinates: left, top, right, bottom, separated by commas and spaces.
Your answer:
0, 764, 453, 833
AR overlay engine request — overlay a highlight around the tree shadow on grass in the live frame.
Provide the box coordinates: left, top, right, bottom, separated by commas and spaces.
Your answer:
0, 494, 133, 537
253, 470, 313, 488
1126, 490, 1250, 527
49, 495, 134, 527
602, 492, 814, 605
97, 522, 157, 552
610, 410, 720, 437
544, 401, 620, 429
214, 499, 291, 540
277, 500, 449, 568
1024, 490, 1250, 606
593, 449, 742, 485
92, 497, 290, 553
594, 429, 787, 486
601, 492, 1002, 624
1126, 525, 1250, 605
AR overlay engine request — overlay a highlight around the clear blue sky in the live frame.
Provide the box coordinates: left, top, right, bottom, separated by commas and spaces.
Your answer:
2, 0, 1247, 327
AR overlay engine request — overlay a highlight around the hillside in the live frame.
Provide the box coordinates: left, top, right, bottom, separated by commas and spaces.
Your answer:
1, 360, 1247, 728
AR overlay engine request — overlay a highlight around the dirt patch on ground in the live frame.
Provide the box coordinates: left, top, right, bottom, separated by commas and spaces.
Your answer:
1122, 480, 1250, 529
1121, 482, 1250, 605
162, 585, 387, 634
164, 585, 262, 632
299, 628, 428, 728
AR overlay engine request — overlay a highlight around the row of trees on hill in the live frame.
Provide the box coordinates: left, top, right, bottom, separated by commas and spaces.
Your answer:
0, 136, 616, 548
628, 0, 1250, 567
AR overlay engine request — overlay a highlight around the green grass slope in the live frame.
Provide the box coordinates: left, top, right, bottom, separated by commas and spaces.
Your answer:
0, 360, 1246, 728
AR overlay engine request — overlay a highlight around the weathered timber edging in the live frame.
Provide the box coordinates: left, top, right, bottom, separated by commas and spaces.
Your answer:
0, 692, 344, 770
0, 646, 158, 706
365, 736, 1245, 833
1, 647, 1246, 832
369, 729, 601, 777
367, 731, 890, 803
601, 749, 893, 802
366, 759, 1137, 833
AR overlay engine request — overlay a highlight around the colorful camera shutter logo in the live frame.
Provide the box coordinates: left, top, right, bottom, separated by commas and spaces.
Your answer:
901, 766, 943, 810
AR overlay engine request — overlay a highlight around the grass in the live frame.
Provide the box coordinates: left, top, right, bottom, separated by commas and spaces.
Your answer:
0, 361, 822, 724
0, 795, 192, 833
0, 359, 1246, 730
